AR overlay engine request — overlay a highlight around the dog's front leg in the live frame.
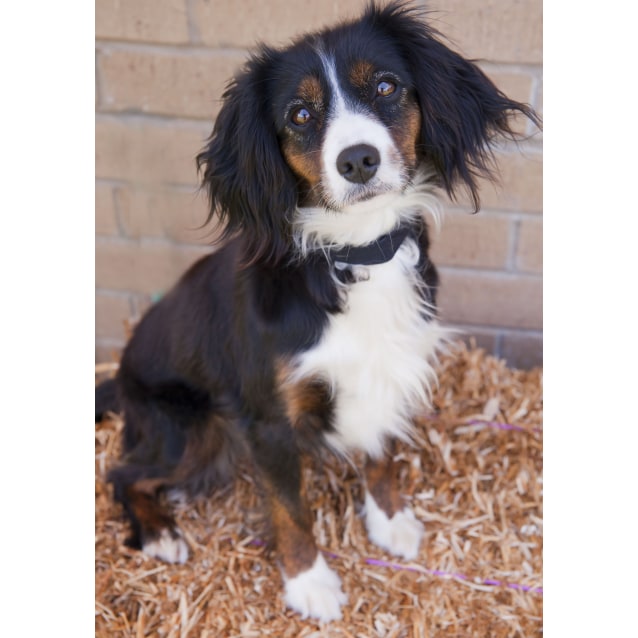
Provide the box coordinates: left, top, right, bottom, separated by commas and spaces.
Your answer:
249, 421, 346, 621
364, 443, 424, 560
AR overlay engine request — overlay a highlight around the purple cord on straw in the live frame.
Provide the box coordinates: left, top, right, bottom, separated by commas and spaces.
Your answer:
361, 556, 542, 594
466, 419, 542, 435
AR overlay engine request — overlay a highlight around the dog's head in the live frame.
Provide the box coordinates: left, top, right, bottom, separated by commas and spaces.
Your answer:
197, 1, 539, 264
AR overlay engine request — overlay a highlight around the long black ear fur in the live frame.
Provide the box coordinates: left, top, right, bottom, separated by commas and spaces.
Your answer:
370, 2, 541, 210
196, 48, 298, 265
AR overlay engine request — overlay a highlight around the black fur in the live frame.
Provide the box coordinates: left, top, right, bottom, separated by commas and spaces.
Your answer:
195, 49, 299, 266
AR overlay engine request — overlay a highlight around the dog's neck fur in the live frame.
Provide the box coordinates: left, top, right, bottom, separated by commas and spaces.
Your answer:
293, 169, 441, 256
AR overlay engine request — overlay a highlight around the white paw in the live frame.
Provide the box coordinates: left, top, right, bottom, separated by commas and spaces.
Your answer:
364, 492, 424, 560
142, 528, 189, 564
283, 553, 347, 622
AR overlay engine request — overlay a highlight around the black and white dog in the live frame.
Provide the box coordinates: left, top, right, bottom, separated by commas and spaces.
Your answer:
96, 1, 538, 621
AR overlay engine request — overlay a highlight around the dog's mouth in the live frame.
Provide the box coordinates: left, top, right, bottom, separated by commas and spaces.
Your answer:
321, 179, 406, 212
323, 153, 414, 212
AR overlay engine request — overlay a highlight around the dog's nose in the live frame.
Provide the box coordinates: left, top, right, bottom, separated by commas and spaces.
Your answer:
336, 144, 380, 184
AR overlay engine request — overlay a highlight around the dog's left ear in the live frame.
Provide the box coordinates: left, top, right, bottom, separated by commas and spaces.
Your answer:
196, 47, 298, 265
374, 3, 540, 210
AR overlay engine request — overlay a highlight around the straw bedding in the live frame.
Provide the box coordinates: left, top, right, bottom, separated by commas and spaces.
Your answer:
95, 342, 542, 637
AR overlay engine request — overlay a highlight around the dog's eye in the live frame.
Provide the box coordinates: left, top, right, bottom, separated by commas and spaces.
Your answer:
376, 80, 396, 97
291, 107, 312, 126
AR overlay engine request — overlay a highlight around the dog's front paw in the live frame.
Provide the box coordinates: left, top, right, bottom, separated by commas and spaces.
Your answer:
364, 492, 424, 560
283, 553, 347, 622
142, 527, 189, 564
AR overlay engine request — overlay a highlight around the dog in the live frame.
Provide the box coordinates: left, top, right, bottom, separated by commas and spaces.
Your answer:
96, 1, 539, 621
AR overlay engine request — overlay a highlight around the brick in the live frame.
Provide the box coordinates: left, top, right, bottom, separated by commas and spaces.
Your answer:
434, 0, 542, 64
535, 77, 543, 119
96, 292, 131, 340
501, 331, 543, 369
488, 152, 542, 213
430, 211, 510, 270
437, 270, 542, 330
98, 48, 245, 120
534, 77, 544, 137
193, 0, 370, 48
96, 182, 119, 235
96, 116, 210, 186
516, 217, 542, 273
462, 151, 543, 214
96, 0, 190, 44
116, 185, 212, 243
481, 68, 535, 137
484, 70, 534, 104
96, 238, 210, 296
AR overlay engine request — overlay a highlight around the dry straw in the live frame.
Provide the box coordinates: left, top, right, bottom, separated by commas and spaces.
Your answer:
96, 342, 542, 637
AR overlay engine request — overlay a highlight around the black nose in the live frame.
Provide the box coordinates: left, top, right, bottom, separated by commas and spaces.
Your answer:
336, 144, 380, 184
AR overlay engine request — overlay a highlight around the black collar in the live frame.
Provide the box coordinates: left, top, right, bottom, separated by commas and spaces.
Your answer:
327, 225, 411, 266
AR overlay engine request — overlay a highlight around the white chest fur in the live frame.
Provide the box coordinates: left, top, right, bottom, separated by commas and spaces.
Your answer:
292, 239, 447, 459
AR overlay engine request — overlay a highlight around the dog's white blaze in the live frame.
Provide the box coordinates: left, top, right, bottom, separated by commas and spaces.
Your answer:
292, 238, 448, 459
142, 528, 189, 564
283, 553, 347, 621
364, 491, 424, 560
319, 53, 404, 207
322, 110, 404, 205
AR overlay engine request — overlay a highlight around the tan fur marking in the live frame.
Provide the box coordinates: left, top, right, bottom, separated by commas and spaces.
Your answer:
281, 142, 323, 189
276, 362, 331, 433
125, 483, 175, 533
365, 444, 404, 519
130, 477, 168, 495
349, 59, 375, 89
268, 489, 318, 578
298, 75, 323, 106
390, 101, 422, 170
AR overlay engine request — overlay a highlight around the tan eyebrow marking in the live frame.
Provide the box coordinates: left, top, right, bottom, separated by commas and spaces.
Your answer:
349, 59, 375, 89
297, 75, 323, 107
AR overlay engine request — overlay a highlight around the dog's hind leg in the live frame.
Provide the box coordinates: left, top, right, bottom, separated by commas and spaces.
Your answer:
107, 370, 228, 563
109, 468, 189, 564
106, 392, 192, 563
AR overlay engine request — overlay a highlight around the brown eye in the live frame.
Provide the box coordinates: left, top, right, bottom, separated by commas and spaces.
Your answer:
377, 80, 396, 97
291, 107, 312, 126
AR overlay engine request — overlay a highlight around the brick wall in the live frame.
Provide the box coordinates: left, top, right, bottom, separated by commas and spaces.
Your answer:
95, 0, 543, 368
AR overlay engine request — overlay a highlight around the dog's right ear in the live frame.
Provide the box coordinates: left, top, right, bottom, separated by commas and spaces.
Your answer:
197, 48, 298, 266
370, 2, 540, 212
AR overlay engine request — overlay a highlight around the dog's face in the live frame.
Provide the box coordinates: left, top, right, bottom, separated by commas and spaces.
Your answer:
272, 36, 421, 211
197, 2, 538, 264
